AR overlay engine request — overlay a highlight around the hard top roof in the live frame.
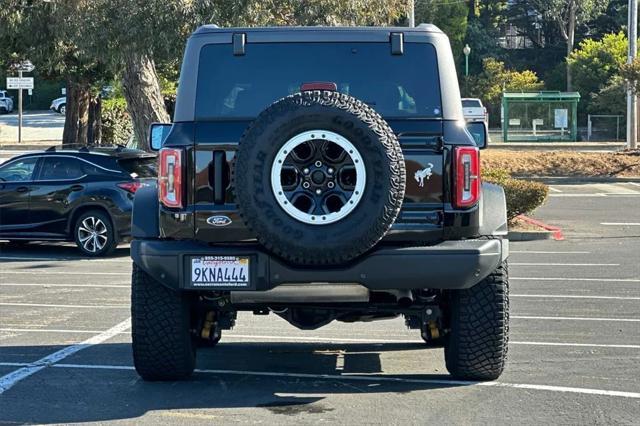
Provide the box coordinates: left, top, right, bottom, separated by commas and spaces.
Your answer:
193, 24, 443, 36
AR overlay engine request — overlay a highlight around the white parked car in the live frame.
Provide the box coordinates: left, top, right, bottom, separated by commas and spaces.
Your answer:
0, 90, 14, 114
462, 98, 488, 124
50, 96, 66, 114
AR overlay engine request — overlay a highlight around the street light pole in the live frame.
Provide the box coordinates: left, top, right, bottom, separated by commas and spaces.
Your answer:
18, 70, 22, 144
628, 0, 638, 149
408, 0, 415, 27
463, 44, 471, 77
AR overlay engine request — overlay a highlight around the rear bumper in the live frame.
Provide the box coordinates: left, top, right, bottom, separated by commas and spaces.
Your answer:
131, 238, 508, 292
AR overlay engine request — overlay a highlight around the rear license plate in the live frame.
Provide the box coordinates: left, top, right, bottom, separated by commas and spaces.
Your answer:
191, 256, 250, 288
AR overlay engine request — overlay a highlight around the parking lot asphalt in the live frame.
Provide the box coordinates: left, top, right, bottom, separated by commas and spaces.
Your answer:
0, 183, 639, 424
0, 111, 64, 143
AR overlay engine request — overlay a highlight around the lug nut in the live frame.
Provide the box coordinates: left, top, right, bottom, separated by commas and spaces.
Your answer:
302, 182, 310, 189
327, 181, 335, 188
314, 160, 322, 168
315, 189, 322, 195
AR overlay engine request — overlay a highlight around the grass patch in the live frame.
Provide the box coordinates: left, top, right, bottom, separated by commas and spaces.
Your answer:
482, 150, 640, 177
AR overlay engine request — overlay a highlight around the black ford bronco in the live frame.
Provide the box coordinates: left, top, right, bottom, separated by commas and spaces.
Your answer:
130, 24, 509, 382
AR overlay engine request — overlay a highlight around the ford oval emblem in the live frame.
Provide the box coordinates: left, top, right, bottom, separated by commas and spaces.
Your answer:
206, 215, 232, 227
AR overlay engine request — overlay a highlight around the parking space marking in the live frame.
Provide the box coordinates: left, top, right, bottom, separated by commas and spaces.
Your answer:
0, 283, 129, 288
512, 315, 640, 322
0, 271, 129, 276
0, 329, 637, 350
509, 341, 640, 349
600, 222, 640, 226
629, 182, 640, 187
512, 277, 640, 282
510, 263, 619, 266
549, 193, 640, 197
591, 183, 640, 195
511, 294, 640, 300
1, 362, 637, 399
0, 302, 129, 309
511, 251, 590, 254
548, 187, 563, 193
0, 256, 130, 263
0, 318, 130, 395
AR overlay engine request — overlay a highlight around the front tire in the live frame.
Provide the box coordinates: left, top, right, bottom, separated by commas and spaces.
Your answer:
73, 210, 116, 257
444, 261, 509, 380
131, 263, 196, 381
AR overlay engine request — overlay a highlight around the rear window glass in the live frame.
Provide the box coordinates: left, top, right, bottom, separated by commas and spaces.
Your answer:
462, 99, 482, 108
118, 158, 157, 178
195, 42, 442, 119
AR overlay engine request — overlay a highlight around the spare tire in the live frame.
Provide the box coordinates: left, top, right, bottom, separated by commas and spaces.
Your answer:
235, 91, 405, 265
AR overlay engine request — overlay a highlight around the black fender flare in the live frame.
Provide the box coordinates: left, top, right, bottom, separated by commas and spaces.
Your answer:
132, 182, 159, 239
479, 182, 508, 237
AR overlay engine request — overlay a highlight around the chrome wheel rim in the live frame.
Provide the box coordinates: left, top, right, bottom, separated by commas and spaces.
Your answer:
271, 130, 366, 225
78, 216, 108, 253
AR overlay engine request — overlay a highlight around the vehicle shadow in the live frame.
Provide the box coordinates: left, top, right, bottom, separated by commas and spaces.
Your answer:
0, 242, 130, 261
0, 341, 468, 423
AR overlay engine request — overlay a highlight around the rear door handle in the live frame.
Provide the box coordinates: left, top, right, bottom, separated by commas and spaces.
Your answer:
16, 186, 29, 193
70, 185, 84, 192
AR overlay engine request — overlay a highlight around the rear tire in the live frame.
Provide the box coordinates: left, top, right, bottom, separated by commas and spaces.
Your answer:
444, 261, 509, 380
131, 263, 196, 381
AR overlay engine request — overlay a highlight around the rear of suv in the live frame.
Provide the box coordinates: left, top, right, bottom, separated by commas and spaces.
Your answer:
130, 25, 509, 382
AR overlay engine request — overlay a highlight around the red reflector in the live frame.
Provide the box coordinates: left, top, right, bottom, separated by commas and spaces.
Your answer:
158, 148, 183, 208
117, 181, 142, 194
300, 82, 337, 92
453, 146, 480, 208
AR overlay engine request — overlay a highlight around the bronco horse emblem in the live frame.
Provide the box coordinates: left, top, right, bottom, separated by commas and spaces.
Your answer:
414, 163, 434, 187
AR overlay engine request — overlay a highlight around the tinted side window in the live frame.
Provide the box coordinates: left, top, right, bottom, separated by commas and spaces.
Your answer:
118, 158, 157, 178
0, 157, 38, 182
196, 42, 442, 119
39, 157, 85, 180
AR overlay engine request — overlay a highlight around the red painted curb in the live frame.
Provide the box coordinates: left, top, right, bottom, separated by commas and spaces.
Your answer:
516, 215, 564, 241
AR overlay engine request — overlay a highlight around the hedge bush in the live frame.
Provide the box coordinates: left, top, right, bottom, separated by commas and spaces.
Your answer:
101, 98, 133, 146
483, 168, 549, 221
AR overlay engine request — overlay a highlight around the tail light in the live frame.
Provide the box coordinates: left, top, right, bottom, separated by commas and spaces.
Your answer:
117, 181, 142, 194
453, 146, 480, 208
158, 148, 183, 208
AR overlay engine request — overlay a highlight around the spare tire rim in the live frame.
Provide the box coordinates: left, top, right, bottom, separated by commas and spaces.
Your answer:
271, 130, 366, 225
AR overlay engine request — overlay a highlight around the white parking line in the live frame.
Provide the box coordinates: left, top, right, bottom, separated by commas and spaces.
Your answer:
0, 256, 130, 263
548, 187, 563, 193
629, 182, 640, 187
511, 294, 640, 300
0, 283, 129, 288
510, 341, 640, 349
0, 318, 130, 395
1, 329, 638, 350
600, 222, 640, 226
510, 263, 619, 266
0, 362, 636, 399
0, 302, 129, 309
591, 183, 640, 195
549, 193, 640, 197
511, 251, 590, 254
0, 271, 129, 276
512, 315, 640, 322
511, 277, 640, 283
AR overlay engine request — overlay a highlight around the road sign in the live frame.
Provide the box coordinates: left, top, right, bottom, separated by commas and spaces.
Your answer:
7, 77, 34, 90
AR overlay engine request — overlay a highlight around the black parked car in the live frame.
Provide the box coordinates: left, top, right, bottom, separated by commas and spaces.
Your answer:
0, 146, 156, 256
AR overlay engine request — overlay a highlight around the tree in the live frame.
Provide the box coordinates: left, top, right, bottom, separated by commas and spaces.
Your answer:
415, 0, 468, 59
467, 58, 544, 126
568, 32, 627, 116
528, 0, 610, 91
0, 0, 111, 146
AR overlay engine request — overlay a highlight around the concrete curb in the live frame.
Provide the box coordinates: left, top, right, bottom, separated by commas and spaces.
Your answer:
521, 176, 640, 184
508, 230, 554, 241
515, 215, 564, 241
